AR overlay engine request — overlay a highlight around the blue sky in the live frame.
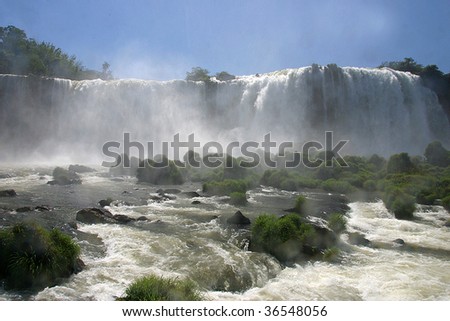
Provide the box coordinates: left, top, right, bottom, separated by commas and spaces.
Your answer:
1, 0, 449, 80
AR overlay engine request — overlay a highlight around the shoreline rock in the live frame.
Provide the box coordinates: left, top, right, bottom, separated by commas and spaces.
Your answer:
76, 208, 136, 225
0, 189, 17, 197
227, 210, 251, 225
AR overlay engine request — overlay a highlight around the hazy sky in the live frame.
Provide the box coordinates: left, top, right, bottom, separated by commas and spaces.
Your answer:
1, 0, 449, 80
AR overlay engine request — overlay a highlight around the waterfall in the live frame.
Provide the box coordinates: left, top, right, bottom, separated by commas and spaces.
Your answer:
0, 65, 449, 163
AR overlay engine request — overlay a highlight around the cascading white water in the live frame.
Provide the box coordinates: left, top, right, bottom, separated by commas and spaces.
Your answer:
0, 65, 449, 162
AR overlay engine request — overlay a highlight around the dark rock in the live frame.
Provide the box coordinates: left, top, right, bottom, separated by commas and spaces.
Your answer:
183, 191, 201, 198
191, 200, 201, 205
76, 207, 136, 225
393, 238, 405, 245
156, 188, 165, 195
0, 173, 11, 179
149, 193, 176, 202
164, 188, 182, 194
347, 232, 372, 246
35, 205, 51, 212
73, 258, 85, 273
307, 225, 337, 251
137, 216, 149, 221
302, 244, 319, 256
99, 198, 113, 207
0, 189, 17, 197
113, 214, 135, 224
49, 167, 82, 185
149, 194, 165, 202
227, 211, 251, 225
16, 206, 34, 212
122, 191, 131, 194
76, 208, 114, 224
68, 221, 78, 229
68, 164, 96, 173
444, 220, 450, 227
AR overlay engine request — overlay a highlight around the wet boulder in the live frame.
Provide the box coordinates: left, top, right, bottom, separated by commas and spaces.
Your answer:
393, 238, 405, 246
183, 191, 201, 198
98, 198, 114, 207
16, 206, 34, 212
0, 189, 17, 197
76, 208, 115, 224
113, 214, 136, 224
347, 232, 372, 247
35, 205, 51, 212
48, 167, 82, 185
227, 211, 251, 225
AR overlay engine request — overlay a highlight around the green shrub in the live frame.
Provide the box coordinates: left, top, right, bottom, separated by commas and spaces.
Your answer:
424, 141, 450, 167
386, 153, 415, 174
322, 247, 341, 262
383, 188, 416, 220
223, 155, 248, 180
280, 178, 297, 191
121, 274, 203, 301
328, 213, 347, 234
295, 176, 320, 189
416, 189, 437, 205
442, 195, 450, 212
251, 214, 315, 262
229, 192, 247, 206
0, 223, 80, 290
320, 179, 355, 194
368, 154, 386, 171
202, 179, 247, 196
363, 179, 377, 191
294, 195, 306, 213
260, 170, 280, 187
137, 158, 184, 185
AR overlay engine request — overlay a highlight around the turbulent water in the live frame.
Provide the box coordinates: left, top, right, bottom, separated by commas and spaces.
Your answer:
0, 170, 449, 301
1, 65, 449, 163
1, 66, 450, 300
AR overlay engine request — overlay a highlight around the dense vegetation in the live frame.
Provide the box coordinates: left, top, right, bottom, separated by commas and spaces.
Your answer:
137, 158, 184, 185
379, 57, 450, 121
251, 214, 316, 262
202, 179, 248, 196
120, 274, 203, 301
256, 141, 450, 219
0, 223, 81, 290
0, 25, 111, 80
185, 66, 235, 82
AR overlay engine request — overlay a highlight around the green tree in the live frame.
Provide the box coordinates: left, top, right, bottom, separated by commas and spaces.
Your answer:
379, 57, 423, 74
424, 141, 450, 167
215, 71, 235, 81
186, 67, 210, 82
386, 153, 415, 174
101, 61, 113, 80
0, 25, 106, 80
